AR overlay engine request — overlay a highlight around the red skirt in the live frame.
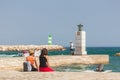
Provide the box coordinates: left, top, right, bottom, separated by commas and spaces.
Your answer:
39, 67, 54, 72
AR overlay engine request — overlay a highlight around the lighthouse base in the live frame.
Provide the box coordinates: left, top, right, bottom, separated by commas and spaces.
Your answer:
74, 51, 87, 55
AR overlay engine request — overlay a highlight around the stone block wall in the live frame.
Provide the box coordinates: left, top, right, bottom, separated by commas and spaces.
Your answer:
0, 55, 109, 70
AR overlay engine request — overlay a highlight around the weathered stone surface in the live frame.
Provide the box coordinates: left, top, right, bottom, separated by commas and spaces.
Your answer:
0, 55, 109, 70
0, 45, 65, 51
74, 31, 87, 55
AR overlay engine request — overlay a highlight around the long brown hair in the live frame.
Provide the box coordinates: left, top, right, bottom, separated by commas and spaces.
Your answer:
40, 48, 48, 57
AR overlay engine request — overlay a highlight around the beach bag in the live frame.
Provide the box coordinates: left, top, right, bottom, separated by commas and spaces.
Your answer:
23, 61, 32, 71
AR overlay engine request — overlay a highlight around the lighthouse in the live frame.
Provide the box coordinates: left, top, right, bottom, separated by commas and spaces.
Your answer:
74, 24, 87, 55
48, 35, 52, 45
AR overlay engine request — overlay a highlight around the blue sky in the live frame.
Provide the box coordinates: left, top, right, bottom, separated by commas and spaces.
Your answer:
0, 0, 120, 47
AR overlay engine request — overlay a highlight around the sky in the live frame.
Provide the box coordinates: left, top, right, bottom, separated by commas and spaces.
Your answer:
0, 0, 120, 47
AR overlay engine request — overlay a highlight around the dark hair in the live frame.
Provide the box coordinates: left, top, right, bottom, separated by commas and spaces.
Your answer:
40, 48, 48, 57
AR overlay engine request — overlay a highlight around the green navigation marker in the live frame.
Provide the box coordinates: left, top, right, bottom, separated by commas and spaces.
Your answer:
48, 35, 52, 45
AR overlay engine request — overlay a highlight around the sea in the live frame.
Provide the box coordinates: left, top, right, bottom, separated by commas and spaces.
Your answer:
0, 47, 120, 72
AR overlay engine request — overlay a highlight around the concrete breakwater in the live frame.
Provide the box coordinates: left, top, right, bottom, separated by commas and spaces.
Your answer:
0, 55, 109, 70
0, 45, 65, 51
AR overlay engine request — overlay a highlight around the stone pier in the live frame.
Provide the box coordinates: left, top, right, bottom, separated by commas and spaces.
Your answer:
0, 45, 65, 51
0, 55, 109, 70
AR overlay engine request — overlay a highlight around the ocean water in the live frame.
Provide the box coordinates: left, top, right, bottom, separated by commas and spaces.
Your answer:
52, 47, 120, 72
0, 47, 120, 72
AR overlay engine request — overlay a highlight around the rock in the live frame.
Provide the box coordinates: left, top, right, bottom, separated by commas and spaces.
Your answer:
115, 53, 120, 56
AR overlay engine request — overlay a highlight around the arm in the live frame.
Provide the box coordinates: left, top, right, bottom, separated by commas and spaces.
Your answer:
26, 57, 28, 61
34, 57, 38, 69
31, 57, 38, 71
46, 56, 50, 67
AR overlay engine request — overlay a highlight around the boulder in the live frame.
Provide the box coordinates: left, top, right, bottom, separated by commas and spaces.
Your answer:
115, 53, 120, 56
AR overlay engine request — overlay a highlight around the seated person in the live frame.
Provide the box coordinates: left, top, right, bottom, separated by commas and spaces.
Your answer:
26, 50, 38, 71
95, 64, 104, 72
39, 48, 54, 72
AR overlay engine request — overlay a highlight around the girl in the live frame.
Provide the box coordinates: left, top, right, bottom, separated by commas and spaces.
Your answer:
39, 48, 54, 72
